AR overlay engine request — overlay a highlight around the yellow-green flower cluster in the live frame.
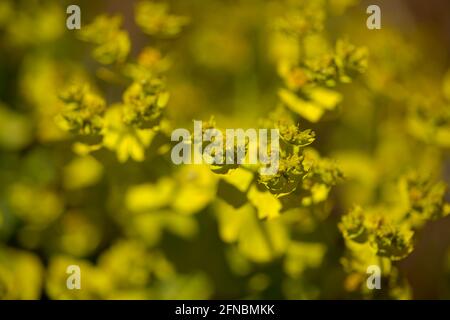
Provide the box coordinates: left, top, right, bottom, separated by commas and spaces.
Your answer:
57, 84, 106, 135
0, 0, 449, 300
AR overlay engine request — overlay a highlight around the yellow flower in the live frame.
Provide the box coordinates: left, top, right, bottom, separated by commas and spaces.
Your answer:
102, 105, 157, 162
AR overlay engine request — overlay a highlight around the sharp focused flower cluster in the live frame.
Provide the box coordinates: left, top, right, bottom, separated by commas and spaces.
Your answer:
0, 0, 449, 300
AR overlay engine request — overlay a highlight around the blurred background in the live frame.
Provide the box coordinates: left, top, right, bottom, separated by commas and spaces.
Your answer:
0, 0, 449, 299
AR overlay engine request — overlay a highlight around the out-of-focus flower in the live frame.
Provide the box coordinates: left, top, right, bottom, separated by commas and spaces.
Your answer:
8, 183, 63, 226
0, 104, 32, 150
102, 105, 157, 162
135, 1, 189, 37
46, 256, 113, 300
63, 156, 103, 190
78, 15, 130, 64
0, 246, 43, 300
2, 2, 64, 46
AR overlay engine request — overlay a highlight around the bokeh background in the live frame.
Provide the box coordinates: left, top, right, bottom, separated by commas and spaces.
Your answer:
0, 0, 449, 299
